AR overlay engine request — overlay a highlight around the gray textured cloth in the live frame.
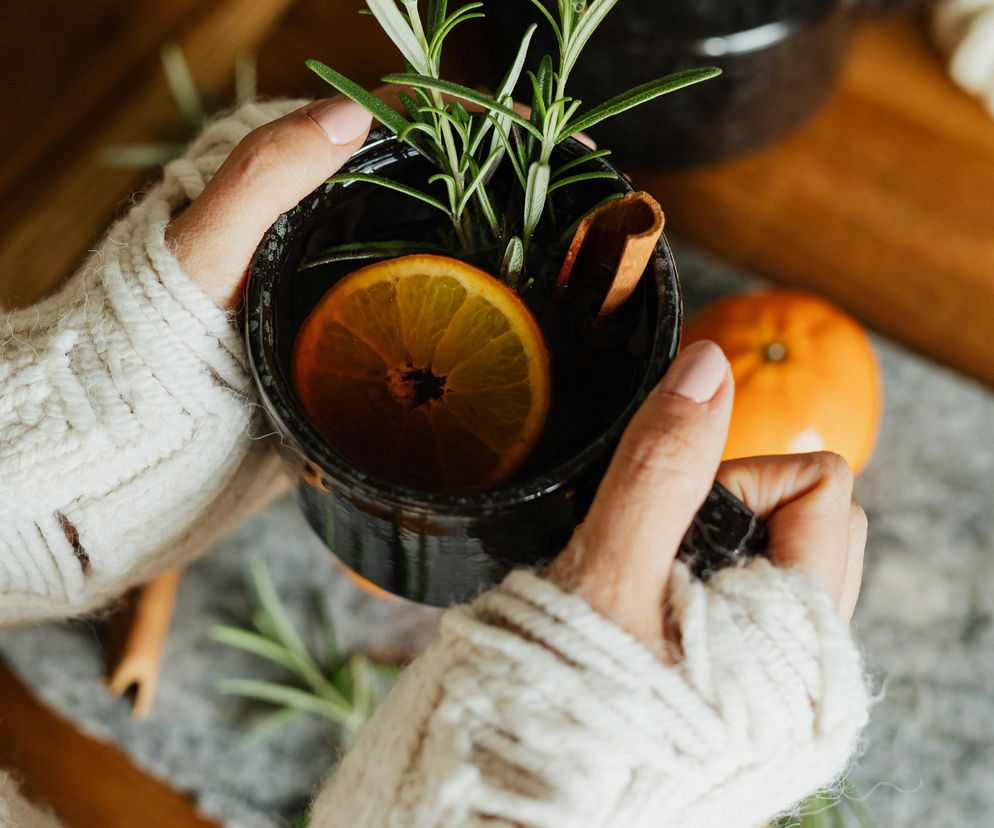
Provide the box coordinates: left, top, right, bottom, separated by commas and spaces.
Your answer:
2, 240, 991, 826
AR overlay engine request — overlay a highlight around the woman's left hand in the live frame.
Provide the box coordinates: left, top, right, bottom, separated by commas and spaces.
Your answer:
547, 340, 866, 649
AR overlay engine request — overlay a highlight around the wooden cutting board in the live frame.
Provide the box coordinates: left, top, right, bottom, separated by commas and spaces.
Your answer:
643, 11, 994, 388
0, 0, 294, 311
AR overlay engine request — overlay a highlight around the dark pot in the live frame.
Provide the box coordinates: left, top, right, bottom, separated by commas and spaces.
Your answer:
490, 0, 881, 169
246, 129, 766, 606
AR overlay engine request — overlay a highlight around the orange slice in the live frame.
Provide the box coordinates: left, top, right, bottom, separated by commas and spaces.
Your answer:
292, 254, 551, 491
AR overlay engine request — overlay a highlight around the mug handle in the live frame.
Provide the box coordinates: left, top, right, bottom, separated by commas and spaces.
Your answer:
678, 481, 768, 578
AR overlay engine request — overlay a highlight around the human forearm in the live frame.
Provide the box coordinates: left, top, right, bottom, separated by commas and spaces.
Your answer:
0, 101, 300, 625
311, 563, 868, 828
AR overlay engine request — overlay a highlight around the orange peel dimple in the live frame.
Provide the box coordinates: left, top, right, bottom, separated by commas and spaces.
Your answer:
684, 290, 882, 475
292, 254, 551, 491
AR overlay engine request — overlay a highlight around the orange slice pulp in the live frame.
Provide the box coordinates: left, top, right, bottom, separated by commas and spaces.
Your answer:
291, 254, 552, 491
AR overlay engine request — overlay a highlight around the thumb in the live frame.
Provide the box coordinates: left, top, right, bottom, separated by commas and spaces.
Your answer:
547, 340, 733, 644
167, 97, 372, 309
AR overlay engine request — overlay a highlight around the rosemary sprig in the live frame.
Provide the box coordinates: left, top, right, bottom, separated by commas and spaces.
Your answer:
212, 558, 401, 742
103, 45, 257, 169
308, 0, 720, 288
298, 239, 449, 271
772, 783, 880, 828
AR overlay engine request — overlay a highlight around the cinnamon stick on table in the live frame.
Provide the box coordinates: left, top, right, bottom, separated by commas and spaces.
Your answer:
104, 569, 182, 720
101, 442, 294, 719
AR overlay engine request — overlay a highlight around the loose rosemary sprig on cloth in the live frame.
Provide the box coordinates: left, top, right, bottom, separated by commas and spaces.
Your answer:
103, 45, 256, 169
773, 783, 879, 828
307, 0, 719, 287
212, 558, 400, 742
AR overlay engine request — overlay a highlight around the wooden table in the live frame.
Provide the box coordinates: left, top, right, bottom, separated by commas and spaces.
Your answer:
0, 3, 295, 824
649, 12, 994, 388
0, 0, 296, 310
1, 3, 991, 825
0, 666, 216, 828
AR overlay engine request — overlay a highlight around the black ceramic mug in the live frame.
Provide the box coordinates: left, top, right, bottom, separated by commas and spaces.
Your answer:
246, 129, 766, 606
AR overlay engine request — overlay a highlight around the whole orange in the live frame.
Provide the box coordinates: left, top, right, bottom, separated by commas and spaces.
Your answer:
683, 291, 882, 474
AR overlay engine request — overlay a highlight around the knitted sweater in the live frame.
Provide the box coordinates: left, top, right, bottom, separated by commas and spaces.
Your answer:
0, 101, 869, 827
933, 0, 994, 117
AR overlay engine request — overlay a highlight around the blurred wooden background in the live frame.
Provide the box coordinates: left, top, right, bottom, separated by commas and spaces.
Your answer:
2, 1, 993, 825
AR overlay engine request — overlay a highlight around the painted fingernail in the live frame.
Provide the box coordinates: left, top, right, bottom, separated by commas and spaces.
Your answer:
307, 97, 372, 146
660, 340, 728, 403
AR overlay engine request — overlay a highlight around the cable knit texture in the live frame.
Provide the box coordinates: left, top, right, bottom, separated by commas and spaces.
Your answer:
0, 100, 869, 827
313, 563, 868, 828
0, 100, 300, 626
0, 776, 62, 828
933, 0, 994, 116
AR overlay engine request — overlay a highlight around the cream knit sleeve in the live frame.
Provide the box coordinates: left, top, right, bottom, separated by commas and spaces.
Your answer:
0, 776, 63, 828
933, 0, 994, 116
0, 559, 869, 828
0, 100, 301, 626
311, 561, 869, 828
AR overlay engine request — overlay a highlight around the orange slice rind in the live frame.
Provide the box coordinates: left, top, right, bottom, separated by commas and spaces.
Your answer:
292, 255, 551, 491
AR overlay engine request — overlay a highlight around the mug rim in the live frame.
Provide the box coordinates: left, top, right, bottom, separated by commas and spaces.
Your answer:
245, 129, 682, 515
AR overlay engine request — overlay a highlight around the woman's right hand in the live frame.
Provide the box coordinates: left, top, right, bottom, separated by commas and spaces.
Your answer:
166, 97, 373, 310
164, 88, 591, 313
547, 339, 866, 649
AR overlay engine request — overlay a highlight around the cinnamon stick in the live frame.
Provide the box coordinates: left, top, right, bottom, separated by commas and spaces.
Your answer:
100, 443, 295, 719
556, 191, 665, 318
104, 570, 182, 720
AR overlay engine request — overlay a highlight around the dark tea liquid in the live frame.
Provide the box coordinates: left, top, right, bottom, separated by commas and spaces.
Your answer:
282, 155, 656, 489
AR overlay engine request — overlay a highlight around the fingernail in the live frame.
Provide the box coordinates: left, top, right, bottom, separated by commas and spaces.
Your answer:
660, 340, 728, 403
307, 97, 372, 146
